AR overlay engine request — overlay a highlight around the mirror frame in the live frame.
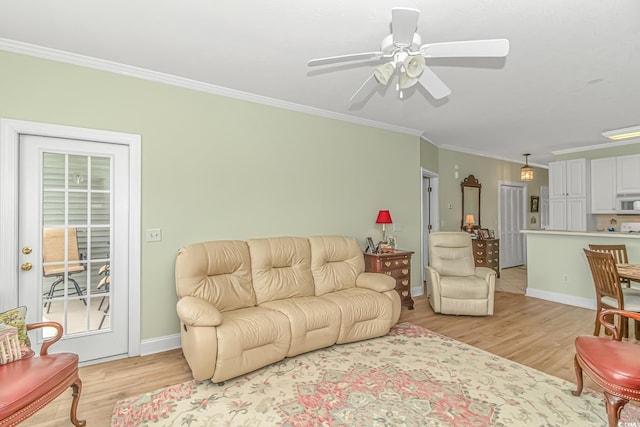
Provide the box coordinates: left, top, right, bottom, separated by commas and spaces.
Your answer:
460, 174, 481, 231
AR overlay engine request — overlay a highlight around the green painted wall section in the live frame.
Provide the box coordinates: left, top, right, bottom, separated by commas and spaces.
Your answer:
0, 51, 422, 340
419, 137, 439, 173
526, 233, 640, 300
436, 149, 548, 232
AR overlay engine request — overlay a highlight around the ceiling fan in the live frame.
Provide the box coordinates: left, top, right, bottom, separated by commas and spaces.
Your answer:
308, 8, 509, 103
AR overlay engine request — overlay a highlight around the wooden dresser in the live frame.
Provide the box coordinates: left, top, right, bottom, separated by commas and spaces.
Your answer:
363, 250, 414, 310
472, 239, 500, 277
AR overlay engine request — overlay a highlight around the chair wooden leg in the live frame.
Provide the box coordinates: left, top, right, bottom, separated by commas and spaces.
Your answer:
70, 379, 86, 427
603, 391, 627, 427
571, 355, 584, 396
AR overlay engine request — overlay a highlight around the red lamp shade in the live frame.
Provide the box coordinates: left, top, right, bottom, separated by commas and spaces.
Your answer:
375, 210, 393, 224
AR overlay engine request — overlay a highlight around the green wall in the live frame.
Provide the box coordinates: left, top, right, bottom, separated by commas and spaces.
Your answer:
555, 143, 640, 161
0, 50, 423, 340
435, 149, 548, 231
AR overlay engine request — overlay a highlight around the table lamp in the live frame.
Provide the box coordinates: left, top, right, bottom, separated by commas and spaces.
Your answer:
465, 214, 475, 232
376, 210, 393, 243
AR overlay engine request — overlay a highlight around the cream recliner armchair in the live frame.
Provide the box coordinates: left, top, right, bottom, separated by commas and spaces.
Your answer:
426, 232, 496, 316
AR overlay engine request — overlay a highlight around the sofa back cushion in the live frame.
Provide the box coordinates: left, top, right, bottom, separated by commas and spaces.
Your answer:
175, 240, 256, 312
429, 232, 476, 277
247, 237, 314, 304
309, 236, 364, 296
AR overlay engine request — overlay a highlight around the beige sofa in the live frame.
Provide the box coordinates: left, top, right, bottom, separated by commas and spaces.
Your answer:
175, 235, 401, 382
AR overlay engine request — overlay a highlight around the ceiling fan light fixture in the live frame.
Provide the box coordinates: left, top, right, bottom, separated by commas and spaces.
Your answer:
398, 72, 418, 89
403, 54, 425, 78
374, 62, 395, 85
520, 153, 534, 181
602, 125, 640, 141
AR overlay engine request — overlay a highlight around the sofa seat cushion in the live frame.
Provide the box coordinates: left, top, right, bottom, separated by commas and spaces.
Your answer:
320, 288, 395, 344
260, 297, 340, 357
439, 276, 489, 299
214, 306, 290, 382
0, 353, 78, 420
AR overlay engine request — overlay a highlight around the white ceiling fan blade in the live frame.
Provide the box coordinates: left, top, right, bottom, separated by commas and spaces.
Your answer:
349, 74, 378, 104
420, 39, 510, 58
391, 8, 419, 47
308, 52, 384, 67
418, 66, 451, 100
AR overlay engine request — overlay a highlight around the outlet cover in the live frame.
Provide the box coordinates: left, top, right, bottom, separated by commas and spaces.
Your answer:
146, 228, 162, 242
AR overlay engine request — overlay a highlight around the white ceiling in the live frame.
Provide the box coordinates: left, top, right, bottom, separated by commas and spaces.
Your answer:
1, 0, 639, 166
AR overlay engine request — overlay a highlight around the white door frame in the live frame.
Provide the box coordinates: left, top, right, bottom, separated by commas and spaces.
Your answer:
497, 180, 528, 267
420, 168, 439, 293
0, 118, 141, 357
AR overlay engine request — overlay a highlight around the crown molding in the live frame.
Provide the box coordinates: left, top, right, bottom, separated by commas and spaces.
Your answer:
424, 138, 548, 169
552, 138, 640, 155
0, 38, 423, 137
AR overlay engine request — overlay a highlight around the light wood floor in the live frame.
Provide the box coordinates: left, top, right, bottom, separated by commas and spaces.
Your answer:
22, 267, 624, 426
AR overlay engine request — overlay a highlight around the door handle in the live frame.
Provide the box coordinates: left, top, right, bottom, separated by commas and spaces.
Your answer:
22, 246, 32, 254
21, 262, 32, 271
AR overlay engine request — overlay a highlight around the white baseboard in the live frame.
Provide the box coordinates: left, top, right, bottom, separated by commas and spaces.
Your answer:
140, 333, 181, 356
525, 288, 595, 310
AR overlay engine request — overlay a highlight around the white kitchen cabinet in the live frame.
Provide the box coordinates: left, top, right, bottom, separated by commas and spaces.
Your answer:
591, 157, 617, 213
548, 158, 593, 231
617, 154, 640, 194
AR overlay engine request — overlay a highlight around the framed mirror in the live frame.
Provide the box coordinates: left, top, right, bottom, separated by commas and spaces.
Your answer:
461, 174, 481, 231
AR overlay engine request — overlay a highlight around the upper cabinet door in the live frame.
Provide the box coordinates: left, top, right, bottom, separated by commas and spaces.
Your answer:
617, 154, 640, 194
548, 161, 566, 198
565, 158, 587, 198
591, 157, 616, 213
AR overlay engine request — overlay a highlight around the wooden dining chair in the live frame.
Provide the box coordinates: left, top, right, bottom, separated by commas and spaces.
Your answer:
573, 309, 640, 427
583, 248, 640, 339
588, 244, 632, 287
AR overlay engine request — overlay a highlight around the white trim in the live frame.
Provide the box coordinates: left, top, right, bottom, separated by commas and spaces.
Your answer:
420, 168, 439, 293
0, 38, 422, 138
525, 287, 595, 310
436, 142, 548, 169
0, 118, 142, 357
140, 333, 181, 356
552, 138, 640, 155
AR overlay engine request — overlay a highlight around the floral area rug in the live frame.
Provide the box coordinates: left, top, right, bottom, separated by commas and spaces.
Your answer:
112, 323, 640, 426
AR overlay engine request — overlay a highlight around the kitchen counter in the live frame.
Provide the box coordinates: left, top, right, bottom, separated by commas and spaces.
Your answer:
521, 229, 640, 239
522, 230, 640, 309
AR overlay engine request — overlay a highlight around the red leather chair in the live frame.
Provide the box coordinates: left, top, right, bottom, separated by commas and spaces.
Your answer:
573, 309, 640, 427
0, 321, 85, 426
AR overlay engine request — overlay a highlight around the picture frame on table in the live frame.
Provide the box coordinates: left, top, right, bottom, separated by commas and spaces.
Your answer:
530, 196, 539, 213
387, 235, 397, 249
366, 236, 377, 253
479, 229, 490, 240
489, 230, 495, 239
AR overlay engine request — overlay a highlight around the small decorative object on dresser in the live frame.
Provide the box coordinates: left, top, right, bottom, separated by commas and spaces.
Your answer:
364, 250, 414, 309
488, 230, 495, 239
472, 238, 500, 277
387, 235, 397, 249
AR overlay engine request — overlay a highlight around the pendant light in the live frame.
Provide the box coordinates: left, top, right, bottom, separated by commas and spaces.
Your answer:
520, 154, 534, 181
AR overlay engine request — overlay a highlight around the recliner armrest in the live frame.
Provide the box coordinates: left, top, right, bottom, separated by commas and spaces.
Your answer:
474, 267, 496, 281
356, 272, 396, 292
176, 296, 223, 327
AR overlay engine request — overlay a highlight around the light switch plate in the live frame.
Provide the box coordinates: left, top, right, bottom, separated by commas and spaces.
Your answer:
146, 228, 162, 242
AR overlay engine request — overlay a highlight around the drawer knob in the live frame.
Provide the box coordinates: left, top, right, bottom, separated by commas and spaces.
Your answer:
402, 260, 409, 265
385, 272, 392, 276
477, 259, 484, 263
402, 280, 409, 286
402, 291, 409, 297
477, 243, 484, 247
384, 261, 391, 267
402, 269, 409, 275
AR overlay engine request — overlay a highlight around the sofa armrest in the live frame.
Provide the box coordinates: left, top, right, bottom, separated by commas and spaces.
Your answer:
176, 296, 223, 327
356, 272, 396, 292
474, 267, 497, 282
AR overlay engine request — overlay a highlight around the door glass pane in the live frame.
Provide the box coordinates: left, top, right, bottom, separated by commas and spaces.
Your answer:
41, 153, 112, 336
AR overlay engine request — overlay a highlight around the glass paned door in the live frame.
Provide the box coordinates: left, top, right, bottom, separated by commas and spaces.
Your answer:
19, 134, 129, 362
41, 152, 112, 335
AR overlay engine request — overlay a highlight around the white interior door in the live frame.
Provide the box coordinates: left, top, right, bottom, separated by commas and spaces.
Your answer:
19, 135, 130, 362
499, 182, 526, 268
421, 169, 439, 293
